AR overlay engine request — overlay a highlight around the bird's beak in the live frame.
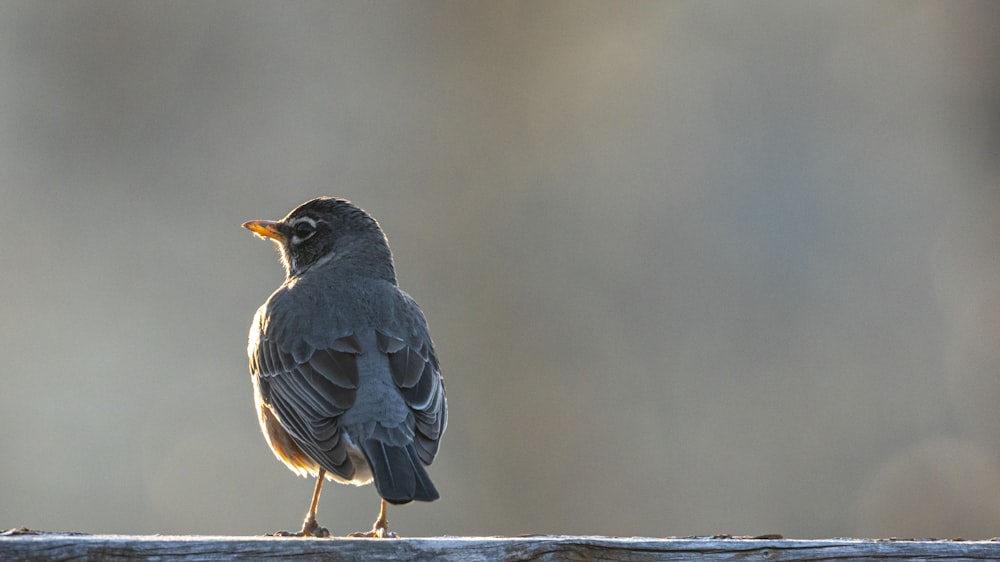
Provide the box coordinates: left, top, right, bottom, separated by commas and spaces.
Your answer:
242, 220, 285, 242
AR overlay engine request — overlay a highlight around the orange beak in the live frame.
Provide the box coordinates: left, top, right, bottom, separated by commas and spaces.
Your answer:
242, 220, 285, 242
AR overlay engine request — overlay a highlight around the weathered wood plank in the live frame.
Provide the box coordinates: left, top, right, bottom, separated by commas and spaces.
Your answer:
1, 533, 999, 561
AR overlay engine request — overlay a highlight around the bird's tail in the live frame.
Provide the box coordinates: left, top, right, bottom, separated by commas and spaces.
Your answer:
361, 438, 440, 504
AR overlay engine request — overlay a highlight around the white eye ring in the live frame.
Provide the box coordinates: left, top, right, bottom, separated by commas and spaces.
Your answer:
289, 217, 317, 245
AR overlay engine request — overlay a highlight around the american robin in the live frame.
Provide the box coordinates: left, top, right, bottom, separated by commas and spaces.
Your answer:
242, 197, 447, 538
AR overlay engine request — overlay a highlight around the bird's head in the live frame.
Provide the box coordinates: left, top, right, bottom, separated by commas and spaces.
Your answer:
243, 197, 396, 282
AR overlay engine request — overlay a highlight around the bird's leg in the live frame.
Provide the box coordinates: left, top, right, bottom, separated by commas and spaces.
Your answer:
371, 499, 391, 538
299, 469, 330, 537
349, 499, 398, 538
271, 469, 330, 537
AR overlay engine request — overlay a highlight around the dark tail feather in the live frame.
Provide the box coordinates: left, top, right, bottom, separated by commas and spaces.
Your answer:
361, 439, 440, 504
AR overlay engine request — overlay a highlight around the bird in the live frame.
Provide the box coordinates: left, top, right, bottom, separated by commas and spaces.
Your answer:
242, 197, 447, 538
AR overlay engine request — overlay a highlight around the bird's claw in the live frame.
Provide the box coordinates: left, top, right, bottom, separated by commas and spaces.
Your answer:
268, 527, 331, 538
300, 516, 331, 537
268, 516, 331, 538
348, 525, 397, 538
304, 526, 331, 538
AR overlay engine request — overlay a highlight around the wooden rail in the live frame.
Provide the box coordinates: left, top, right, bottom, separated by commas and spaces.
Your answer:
2, 531, 999, 561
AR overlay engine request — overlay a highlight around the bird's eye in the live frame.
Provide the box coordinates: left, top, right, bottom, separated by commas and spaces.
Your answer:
294, 221, 315, 239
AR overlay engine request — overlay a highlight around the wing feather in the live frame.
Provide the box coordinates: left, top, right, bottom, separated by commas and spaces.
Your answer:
251, 332, 361, 480
376, 324, 447, 466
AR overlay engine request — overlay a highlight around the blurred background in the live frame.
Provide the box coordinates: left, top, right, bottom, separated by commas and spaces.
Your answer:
2, 0, 1000, 540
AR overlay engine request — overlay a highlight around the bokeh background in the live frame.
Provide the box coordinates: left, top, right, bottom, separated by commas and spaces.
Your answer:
2, 0, 1000, 540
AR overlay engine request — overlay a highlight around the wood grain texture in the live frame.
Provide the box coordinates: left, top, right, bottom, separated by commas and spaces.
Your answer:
2, 533, 999, 561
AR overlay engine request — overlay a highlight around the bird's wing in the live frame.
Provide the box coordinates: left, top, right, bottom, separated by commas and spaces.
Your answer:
374, 298, 448, 466
250, 313, 362, 480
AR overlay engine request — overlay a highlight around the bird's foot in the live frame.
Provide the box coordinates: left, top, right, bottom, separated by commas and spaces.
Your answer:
299, 515, 331, 537
348, 517, 397, 538
268, 528, 331, 537
268, 515, 331, 538
348, 527, 397, 538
